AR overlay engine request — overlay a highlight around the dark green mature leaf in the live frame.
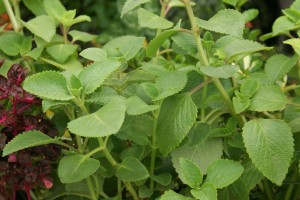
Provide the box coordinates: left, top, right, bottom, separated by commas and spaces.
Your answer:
160, 190, 192, 200
121, 0, 150, 18
58, 154, 100, 183
195, 9, 245, 37
265, 54, 299, 82
68, 99, 126, 137
138, 8, 174, 29
46, 44, 78, 63
157, 95, 197, 155
200, 65, 239, 78
78, 60, 121, 94
79, 48, 107, 62
24, 15, 56, 42
179, 158, 203, 189
243, 119, 294, 185
3, 130, 58, 156
23, 71, 74, 100
206, 159, 244, 189
23, 0, 46, 16
116, 157, 149, 181
191, 183, 217, 200
249, 85, 288, 111
241, 160, 263, 191
0, 32, 25, 56
152, 173, 172, 186
240, 79, 259, 98
218, 179, 249, 200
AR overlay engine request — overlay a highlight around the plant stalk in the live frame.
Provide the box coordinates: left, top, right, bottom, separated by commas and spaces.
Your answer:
3, 0, 20, 32
284, 167, 299, 200
262, 179, 274, 200
86, 176, 97, 200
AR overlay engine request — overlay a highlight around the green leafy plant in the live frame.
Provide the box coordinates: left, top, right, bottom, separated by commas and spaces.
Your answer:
1, 0, 300, 199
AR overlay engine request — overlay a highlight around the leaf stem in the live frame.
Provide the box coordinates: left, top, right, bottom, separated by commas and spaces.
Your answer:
3, 0, 20, 32
188, 77, 212, 95
55, 140, 77, 152
284, 167, 299, 200
123, 181, 140, 200
86, 176, 97, 200
12, 0, 22, 34
262, 179, 274, 200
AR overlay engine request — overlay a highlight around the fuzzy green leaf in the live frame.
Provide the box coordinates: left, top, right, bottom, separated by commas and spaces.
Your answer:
126, 96, 159, 115
179, 158, 203, 189
44, 0, 66, 22
68, 99, 126, 137
119, 37, 145, 60
157, 95, 197, 155
206, 159, 244, 189
46, 44, 78, 63
2, 130, 58, 156
152, 173, 172, 186
242, 9, 259, 22
79, 48, 108, 62
242, 119, 294, 185
23, 0, 46, 16
24, 15, 56, 42
160, 190, 192, 200
121, 0, 150, 18
200, 65, 239, 78
0, 32, 25, 56
241, 160, 263, 191
154, 71, 188, 100
233, 97, 250, 114
146, 29, 179, 57
240, 79, 259, 98
23, 71, 74, 100
191, 183, 217, 200
218, 179, 249, 200
284, 39, 300, 55
58, 154, 100, 183
78, 60, 121, 94
116, 157, 149, 181
249, 85, 288, 111
273, 16, 296, 35
25, 47, 44, 60
195, 9, 244, 37
138, 8, 173, 29
171, 32, 197, 54
69, 30, 97, 42
265, 54, 299, 82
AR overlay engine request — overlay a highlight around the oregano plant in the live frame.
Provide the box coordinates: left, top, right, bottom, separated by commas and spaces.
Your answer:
1, 0, 300, 199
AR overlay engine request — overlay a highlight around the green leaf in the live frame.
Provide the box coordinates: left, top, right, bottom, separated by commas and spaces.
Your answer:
79, 48, 108, 62
160, 190, 192, 200
23, 71, 74, 100
154, 71, 188, 100
116, 157, 149, 181
172, 138, 223, 175
242, 9, 259, 23
60, 13, 91, 27
171, 32, 197, 54
0, 32, 25, 56
46, 44, 78, 63
232, 97, 250, 114
157, 95, 197, 155
23, 0, 46, 16
200, 65, 239, 78
78, 60, 121, 94
146, 29, 179, 57
284, 39, 300, 55
240, 79, 259, 98
249, 85, 288, 112
191, 183, 217, 200
126, 96, 159, 115
138, 8, 173, 29
288, 118, 300, 133
58, 154, 100, 183
283, 8, 300, 22
273, 16, 296, 35
241, 160, 263, 191
179, 158, 203, 189
24, 47, 44, 60
44, 0, 66, 22
121, 0, 150, 18
139, 185, 153, 198
218, 179, 249, 200
42, 99, 69, 112
206, 159, 244, 189
152, 173, 172, 186
67, 99, 126, 137
2, 130, 58, 156
265, 54, 299, 82
69, 30, 97, 42
242, 119, 294, 185
24, 15, 56, 42
120, 37, 145, 61
20, 36, 33, 56
222, 0, 239, 7
195, 9, 244, 37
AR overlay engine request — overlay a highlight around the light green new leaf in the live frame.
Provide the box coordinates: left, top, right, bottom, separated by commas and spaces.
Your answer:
138, 8, 173, 29
23, 0, 46, 16
119, 37, 145, 60
69, 30, 97, 42
126, 96, 159, 115
191, 183, 217, 200
58, 154, 100, 183
146, 29, 179, 57
200, 65, 239, 78
116, 157, 149, 181
288, 118, 300, 133
23, 71, 74, 100
46, 44, 78, 63
160, 190, 192, 200
284, 39, 300, 55
242, 119, 294, 185
68, 99, 125, 137
206, 159, 244, 189
20, 36, 33, 56
249, 85, 288, 111
121, 0, 150, 17
79, 48, 107, 62
157, 95, 197, 155
2, 130, 58, 156
0, 32, 25, 56
218, 179, 249, 200
242, 9, 259, 23
273, 16, 296, 35
154, 71, 187, 100
195, 9, 244, 37
44, 0, 66, 22
24, 15, 56, 42
233, 97, 250, 114
78, 60, 121, 94
240, 79, 259, 98
265, 54, 299, 82
179, 158, 203, 189
25, 47, 44, 60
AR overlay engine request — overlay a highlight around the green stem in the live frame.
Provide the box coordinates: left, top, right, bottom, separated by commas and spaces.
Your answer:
117, 178, 122, 200
284, 84, 300, 92
40, 57, 67, 70
262, 179, 274, 200
3, 0, 20, 32
86, 177, 97, 200
284, 168, 299, 200
123, 181, 140, 200
55, 140, 77, 152
84, 146, 104, 158
12, 0, 22, 33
